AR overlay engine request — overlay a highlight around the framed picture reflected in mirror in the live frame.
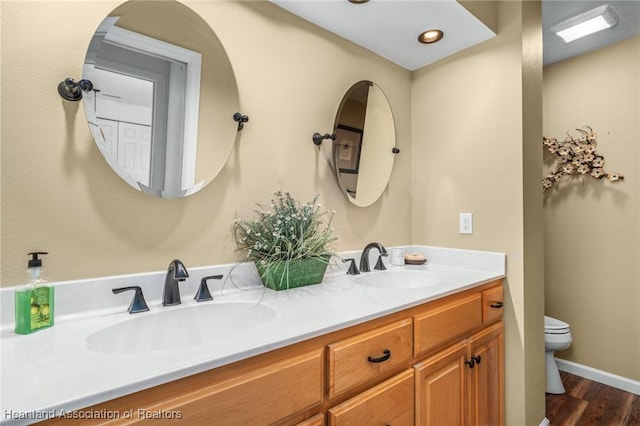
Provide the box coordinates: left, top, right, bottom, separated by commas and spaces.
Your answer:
336, 125, 363, 174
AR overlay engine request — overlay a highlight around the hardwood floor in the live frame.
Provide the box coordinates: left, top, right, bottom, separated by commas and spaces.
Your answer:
546, 371, 640, 425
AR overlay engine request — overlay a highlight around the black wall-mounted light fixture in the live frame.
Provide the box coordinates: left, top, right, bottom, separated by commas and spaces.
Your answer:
57, 78, 94, 101
233, 112, 249, 131
312, 132, 336, 146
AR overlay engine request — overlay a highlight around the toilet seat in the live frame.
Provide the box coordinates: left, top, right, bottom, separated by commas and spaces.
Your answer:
544, 315, 570, 335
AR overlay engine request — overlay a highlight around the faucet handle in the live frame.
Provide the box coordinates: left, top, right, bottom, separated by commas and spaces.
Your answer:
195, 275, 223, 302
112, 286, 149, 314
374, 254, 388, 271
342, 258, 360, 275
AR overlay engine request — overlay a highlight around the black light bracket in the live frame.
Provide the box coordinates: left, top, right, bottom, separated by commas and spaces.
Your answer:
57, 78, 94, 101
233, 112, 249, 131
312, 132, 336, 146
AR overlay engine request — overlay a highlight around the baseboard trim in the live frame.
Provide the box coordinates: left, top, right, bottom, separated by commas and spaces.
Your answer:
556, 358, 640, 396
540, 417, 550, 426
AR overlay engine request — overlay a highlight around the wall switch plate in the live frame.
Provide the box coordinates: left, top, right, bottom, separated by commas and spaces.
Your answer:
460, 213, 473, 234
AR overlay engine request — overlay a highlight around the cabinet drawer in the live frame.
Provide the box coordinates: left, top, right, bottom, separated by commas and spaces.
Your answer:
482, 285, 504, 323
327, 319, 412, 398
414, 293, 482, 356
161, 349, 324, 425
328, 369, 414, 426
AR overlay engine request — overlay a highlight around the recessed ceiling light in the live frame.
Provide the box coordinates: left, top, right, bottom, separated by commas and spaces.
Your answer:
418, 29, 444, 44
550, 4, 618, 43
348, 0, 369, 3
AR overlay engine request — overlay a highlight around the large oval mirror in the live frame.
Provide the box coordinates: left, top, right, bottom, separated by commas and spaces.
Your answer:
333, 81, 397, 207
82, 1, 239, 198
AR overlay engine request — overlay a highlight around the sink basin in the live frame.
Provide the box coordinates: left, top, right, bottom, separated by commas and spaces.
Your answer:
354, 270, 441, 289
87, 302, 276, 354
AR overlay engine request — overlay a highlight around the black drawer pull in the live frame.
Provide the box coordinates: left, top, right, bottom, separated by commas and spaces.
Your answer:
490, 301, 503, 308
368, 349, 391, 363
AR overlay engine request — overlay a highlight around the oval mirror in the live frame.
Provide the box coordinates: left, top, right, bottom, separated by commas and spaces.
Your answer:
333, 81, 397, 207
82, 1, 239, 198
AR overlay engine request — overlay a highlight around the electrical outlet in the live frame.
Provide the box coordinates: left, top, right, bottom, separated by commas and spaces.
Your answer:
460, 213, 473, 234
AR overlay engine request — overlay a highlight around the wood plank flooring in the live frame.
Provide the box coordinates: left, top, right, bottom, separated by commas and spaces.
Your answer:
546, 371, 640, 425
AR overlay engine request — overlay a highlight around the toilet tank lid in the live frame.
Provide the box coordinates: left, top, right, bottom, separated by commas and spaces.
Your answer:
544, 315, 570, 330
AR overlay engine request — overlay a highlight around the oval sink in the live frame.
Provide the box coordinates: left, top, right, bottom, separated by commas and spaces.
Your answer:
87, 302, 276, 354
354, 270, 441, 289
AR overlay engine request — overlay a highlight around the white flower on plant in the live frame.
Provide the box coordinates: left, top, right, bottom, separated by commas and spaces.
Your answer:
608, 172, 623, 182
592, 157, 604, 168
577, 164, 590, 174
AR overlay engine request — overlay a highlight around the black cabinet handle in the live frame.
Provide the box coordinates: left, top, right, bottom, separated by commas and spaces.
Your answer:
472, 355, 482, 365
368, 349, 391, 363
465, 359, 475, 369
490, 301, 503, 308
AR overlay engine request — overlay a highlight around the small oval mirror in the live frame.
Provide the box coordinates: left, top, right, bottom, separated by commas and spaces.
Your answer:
82, 1, 239, 198
333, 81, 396, 207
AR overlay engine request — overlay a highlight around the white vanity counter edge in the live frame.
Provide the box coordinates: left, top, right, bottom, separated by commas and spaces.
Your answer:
0, 246, 505, 425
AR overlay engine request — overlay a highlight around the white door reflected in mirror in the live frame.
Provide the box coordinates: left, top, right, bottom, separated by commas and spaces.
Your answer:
81, 1, 239, 198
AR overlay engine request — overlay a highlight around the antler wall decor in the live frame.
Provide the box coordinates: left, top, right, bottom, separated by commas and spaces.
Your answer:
542, 126, 623, 194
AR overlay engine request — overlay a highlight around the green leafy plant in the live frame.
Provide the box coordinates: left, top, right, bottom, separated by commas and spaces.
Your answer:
233, 191, 337, 288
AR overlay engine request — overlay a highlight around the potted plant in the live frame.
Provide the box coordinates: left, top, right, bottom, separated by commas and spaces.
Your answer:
233, 191, 337, 291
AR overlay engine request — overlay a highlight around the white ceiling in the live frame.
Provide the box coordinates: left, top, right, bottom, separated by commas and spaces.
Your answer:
270, 0, 496, 71
269, 0, 640, 70
543, 0, 640, 65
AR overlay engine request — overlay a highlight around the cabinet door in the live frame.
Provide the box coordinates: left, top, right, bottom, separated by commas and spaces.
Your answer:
468, 322, 504, 426
328, 369, 414, 426
414, 341, 468, 426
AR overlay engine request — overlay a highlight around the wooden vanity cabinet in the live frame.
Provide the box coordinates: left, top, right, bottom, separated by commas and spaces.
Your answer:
42, 280, 503, 426
414, 322, 504, 426
468, 322, 504, 426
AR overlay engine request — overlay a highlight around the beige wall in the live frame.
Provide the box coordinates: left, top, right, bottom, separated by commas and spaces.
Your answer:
543, 35, 640, 381
411, 1, 545, 424
1, 0, 413, 285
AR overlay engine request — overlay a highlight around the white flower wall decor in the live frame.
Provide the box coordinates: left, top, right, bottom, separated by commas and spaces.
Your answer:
542, 126, 624, 194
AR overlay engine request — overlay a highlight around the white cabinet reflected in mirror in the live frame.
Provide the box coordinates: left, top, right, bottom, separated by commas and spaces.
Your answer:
82, 1, 239, 198
333, 81, 397, 207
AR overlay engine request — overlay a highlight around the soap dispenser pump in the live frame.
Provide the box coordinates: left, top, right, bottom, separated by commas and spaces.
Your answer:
15, 251, 54, 334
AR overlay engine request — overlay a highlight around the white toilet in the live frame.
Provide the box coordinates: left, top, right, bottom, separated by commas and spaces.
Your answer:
544, 315, 573, 394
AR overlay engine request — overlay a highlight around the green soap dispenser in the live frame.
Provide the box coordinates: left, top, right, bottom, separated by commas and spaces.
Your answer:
15, 252, 54, 334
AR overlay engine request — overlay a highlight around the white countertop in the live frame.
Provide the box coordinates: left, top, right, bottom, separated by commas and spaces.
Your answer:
0, 246, 505, 425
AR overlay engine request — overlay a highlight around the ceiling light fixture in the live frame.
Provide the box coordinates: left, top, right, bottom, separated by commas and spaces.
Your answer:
550, 4, 618, 43
348, 0, 369, 4
418, 29, 444, 44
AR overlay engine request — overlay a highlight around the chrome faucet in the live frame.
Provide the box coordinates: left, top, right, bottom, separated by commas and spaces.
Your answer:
162, 259, 189, 306
359, 242, 388, 272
